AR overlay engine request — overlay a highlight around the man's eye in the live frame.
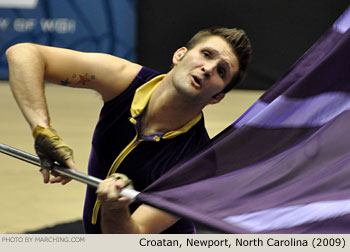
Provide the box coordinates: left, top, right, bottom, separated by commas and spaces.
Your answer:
218, 68, 226, 78
203, 51, 210, 57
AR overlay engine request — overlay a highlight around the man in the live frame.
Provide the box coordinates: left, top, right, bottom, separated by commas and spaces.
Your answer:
6, 27, 252, 233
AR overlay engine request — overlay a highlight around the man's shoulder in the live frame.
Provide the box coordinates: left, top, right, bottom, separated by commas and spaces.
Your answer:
134, 66, 162, 84
122, 66, 162, 92
102, 66, 161, 105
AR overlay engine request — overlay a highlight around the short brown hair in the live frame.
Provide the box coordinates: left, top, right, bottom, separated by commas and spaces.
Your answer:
186, 27, 252, 93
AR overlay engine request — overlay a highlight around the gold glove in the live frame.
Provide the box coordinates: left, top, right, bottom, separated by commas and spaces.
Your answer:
33, 125, 74, 170
109, 173, 134, 190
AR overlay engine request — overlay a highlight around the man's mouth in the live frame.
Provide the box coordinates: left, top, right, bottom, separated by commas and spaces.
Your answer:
192, 75, 202, 89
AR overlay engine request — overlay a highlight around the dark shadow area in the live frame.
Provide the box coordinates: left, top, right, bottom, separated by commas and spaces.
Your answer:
23, 220, 85, 234
137, 0, 349, 90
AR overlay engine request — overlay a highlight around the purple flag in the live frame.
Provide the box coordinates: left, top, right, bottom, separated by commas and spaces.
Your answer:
136, 7, 350, 233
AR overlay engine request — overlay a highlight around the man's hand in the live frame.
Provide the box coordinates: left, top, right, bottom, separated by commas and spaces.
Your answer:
97, 174, 133, 210
97, 174, 137, 233
98, 174, 179, 234
33, 125, 76, 184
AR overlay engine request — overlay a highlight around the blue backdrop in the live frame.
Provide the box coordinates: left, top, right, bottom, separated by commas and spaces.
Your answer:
0, 0, 136, 79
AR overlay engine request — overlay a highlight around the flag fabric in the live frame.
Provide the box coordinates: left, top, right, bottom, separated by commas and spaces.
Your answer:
136, 7, 350, 233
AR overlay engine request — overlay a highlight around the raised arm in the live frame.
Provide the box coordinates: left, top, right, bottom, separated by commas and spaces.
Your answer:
6, 43, 142, 183
6, 43, 142, 130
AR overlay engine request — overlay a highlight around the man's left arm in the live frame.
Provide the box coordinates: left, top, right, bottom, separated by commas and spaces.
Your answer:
97, 177, 179, 234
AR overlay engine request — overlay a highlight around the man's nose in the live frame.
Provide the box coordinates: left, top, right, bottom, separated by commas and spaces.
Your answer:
202, 62, 216, 79
202, 68, 210, 79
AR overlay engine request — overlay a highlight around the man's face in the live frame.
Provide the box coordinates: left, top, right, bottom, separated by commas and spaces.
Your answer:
171, 36, 239, 106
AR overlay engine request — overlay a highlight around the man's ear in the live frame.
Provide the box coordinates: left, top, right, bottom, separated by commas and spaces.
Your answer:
172, 47, 188, 65
208, 93, 225, 105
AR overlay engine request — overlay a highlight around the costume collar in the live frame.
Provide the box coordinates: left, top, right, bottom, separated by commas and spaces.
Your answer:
130, 74, 202, 140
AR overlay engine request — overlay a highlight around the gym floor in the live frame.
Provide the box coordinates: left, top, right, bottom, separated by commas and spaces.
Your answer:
0, 81, 263, 234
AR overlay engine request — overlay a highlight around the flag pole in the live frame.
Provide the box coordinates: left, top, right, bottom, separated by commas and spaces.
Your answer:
0, 142, 139, 199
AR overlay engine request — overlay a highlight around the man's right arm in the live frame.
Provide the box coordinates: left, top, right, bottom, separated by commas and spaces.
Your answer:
6, 43, 142, 130
6, 43, 142, 182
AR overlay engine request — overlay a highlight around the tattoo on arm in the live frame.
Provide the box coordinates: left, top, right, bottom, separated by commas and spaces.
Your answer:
59, 73, 96, 86
76, 73, 96, 85
60, 78, 70, 86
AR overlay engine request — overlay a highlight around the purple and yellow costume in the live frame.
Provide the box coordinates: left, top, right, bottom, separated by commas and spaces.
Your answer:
83, 67, 209, 233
